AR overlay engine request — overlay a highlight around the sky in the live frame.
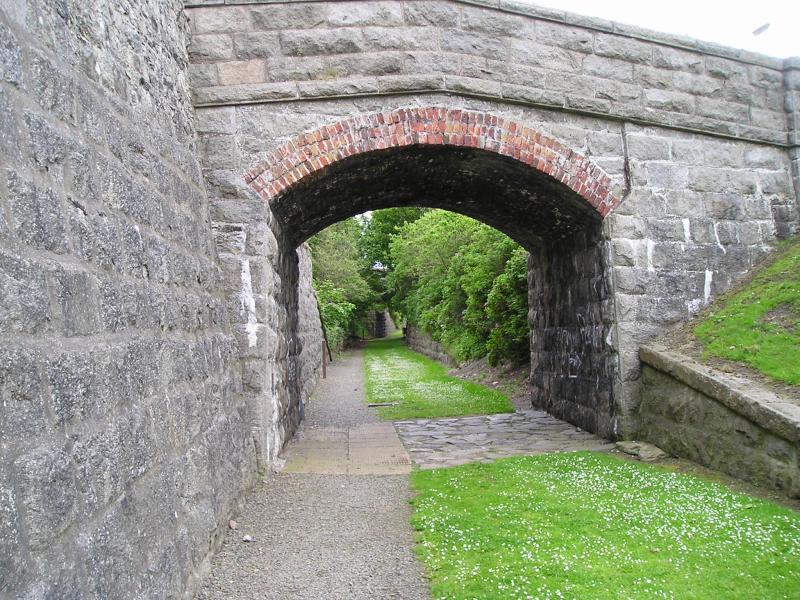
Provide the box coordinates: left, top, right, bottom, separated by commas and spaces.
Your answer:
525, 0, 800, 58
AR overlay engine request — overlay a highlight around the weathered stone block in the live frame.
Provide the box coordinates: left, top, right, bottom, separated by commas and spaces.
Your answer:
696, 96, 749, 122
5, 169, 69, 253
645, 162, 688, 189
297, 77, 379, 97
325, 2, 404, 27
188, 33, 234, 61
280, 29, 364, 57
335, 54, 405, 79
361, 26, 438, 52
23, 110, 73, 170
0, 249, 52, 335
0, 19, 22, 86
743, 146, 785, 170
53, 267, 102, 337
403, 1, 459, 27
250, 4, 328, 30
652, 46, 703, 72
0, 347, 48, 440
217, 59, 266, 86
14, 444, 77, 550
461, 7, 532, 37
233, 32, 281, 59
583, 54, 633, 82
536, 20, 592, 53
443, 29, 510, 58
643, 89, 694, 113
189, 62, 218, 87
626, 134, 670, 161
594, 33, 652, 64
191, 6, 250, 34
30, 49, 75, 124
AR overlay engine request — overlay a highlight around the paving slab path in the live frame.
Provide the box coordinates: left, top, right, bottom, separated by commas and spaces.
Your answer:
195, 349, 428, 600
196, 345, 614, 599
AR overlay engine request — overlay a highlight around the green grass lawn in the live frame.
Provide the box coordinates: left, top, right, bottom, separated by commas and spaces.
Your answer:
411, 452, 800, 600
363, 337, 514, 420
694, 237, 799, 385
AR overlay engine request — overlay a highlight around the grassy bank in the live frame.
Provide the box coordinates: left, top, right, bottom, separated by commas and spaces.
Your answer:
694, 237, 799, 385
410, 452, 800, 599
363, 337, 514, 420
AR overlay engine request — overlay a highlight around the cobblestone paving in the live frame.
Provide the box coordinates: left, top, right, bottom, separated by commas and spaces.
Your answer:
394, 410, 615, 469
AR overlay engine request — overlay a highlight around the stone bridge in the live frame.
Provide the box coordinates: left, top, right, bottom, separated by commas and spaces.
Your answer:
0, 0, 798, 597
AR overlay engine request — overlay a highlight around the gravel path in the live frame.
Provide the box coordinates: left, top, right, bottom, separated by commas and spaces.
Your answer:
195, 349, 429, 600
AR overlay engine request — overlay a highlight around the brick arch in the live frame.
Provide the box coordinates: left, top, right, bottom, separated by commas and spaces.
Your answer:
244, 107, 620, 217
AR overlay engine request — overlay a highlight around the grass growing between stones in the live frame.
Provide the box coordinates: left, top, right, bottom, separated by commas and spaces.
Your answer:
410, 452, 800, 600
363, 337, 514, 420
694, 237, 799, 385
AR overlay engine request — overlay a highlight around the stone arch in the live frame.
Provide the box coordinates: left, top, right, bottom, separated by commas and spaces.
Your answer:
244, 107, 620, 219
240, 106, 621, 445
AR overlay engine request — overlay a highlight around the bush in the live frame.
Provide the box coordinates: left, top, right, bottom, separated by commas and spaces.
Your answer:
388, 210, 529, 365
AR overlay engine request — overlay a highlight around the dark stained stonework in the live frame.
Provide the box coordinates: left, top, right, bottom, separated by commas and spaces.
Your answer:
529, 228, 617, 437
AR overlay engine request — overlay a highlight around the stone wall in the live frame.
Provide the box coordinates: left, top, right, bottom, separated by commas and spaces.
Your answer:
639, 346, 799, 497
186, 0, 789, 146
0, 1, 272, 597
406, 325, 455, 366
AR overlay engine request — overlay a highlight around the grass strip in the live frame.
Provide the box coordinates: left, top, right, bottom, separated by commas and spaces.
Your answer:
364, 337, 514, 420
411, 452, 800, 599
694, 237, 799, 385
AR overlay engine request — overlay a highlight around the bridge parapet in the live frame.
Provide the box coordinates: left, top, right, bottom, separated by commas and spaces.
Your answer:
186, 0, 797, 147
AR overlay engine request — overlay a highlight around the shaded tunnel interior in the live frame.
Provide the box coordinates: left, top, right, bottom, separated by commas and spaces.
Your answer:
271, 145, 618, 438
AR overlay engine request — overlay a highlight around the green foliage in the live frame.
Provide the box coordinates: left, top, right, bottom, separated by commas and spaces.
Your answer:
314, 281, 355, 352
411, 452, 800, 599
364, 337, 514, 419
694, 236, 800, 384
308, 218, 378, 350
388, 210, 529, 365
486, 247, 530, 365
360, 207, 428, 272
308, 208, 530, 364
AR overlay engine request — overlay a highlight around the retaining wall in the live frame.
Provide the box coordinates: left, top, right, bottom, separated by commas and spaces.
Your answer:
639, 346, 800, 497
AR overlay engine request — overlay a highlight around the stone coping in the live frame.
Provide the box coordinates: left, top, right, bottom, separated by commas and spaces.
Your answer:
184, 0, 795, 70
640, 345, 800, 444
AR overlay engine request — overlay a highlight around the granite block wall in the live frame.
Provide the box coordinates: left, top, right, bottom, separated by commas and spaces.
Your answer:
0, 2, 267, 597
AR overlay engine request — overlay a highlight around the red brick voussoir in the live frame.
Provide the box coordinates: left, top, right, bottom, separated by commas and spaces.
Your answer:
244, 107, 620, 218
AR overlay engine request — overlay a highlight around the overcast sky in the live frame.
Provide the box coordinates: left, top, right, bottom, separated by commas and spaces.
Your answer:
526, 0, 800, 58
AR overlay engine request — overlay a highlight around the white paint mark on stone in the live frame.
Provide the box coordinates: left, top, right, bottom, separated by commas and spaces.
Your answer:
713, 222, 727, 254
646, 239, 655, 272
240, 257, 258, 348
704, 269, 713, 304
686, 298, 702, 313
682, 218, 691, 243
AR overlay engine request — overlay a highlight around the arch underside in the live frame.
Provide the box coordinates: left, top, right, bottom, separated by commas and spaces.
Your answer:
271, 145, 601, 249
254, 110, 619, 439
